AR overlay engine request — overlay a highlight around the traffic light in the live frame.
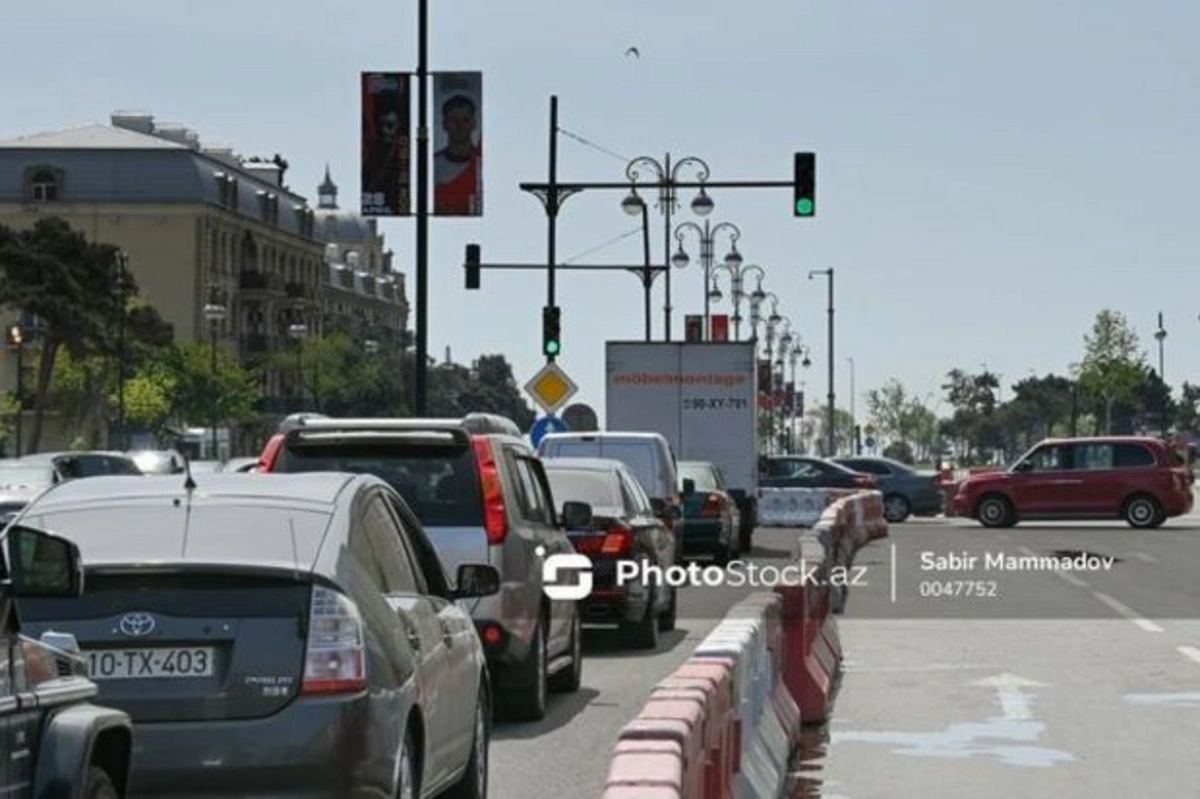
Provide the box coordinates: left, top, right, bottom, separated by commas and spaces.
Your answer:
793, 152, 815, 217
464, 243, 481, 290
542, 305, 561, 358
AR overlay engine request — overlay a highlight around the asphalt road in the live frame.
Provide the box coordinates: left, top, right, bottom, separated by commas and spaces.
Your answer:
489, 527, 801, 798
805, 513, 1200, 798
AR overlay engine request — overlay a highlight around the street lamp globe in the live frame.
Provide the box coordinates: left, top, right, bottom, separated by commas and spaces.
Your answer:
621, 190, 644, 216
769, 309, 782, 325
203, 302, 227, 324
671, 247, 690, 269
364, 339, 380, 355
802, 354, 812, 369
724, 247, 743, 269
708, 280, 723, 302
751, 284, 766, 303
780, 331, 793, 348
288, 322, 308, 341
690, 188, 714, 217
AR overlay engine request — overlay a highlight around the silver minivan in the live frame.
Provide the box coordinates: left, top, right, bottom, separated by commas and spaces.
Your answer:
268, 414, 584, 722
537, 432, 686, 538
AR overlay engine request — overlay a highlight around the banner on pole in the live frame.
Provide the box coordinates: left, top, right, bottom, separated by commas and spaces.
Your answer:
360, 72, 412, 216
432, 71, 483, 216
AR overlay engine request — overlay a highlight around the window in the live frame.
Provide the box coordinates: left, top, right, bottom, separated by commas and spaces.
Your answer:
1114, 443, 1156, 468
29, 169, 59, 201
679, 463, 720, 491
360, 497, 422, 595
545, 468, 623, 515
620, 469, 654, 516
511, 453, 554, 526
1075, 444, 1114, 470
844, 459, 893, 476
383, 494, 451, 597
1026, 445, 1072, 471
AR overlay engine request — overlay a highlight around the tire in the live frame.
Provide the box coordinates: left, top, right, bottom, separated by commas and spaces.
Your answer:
444, 685, 490, 799
658, 584, 677, 633
549, 609, 582, 693
737, 522, 753, 556
713, 537, 732, 567
497, 617, 547, 722
976, 494, 1014, 528
621, 590, 660, 650
396, 726, 418, 799
85, 767, 119, 799
1123, 494, 1162, 529
883, 494, 911, 524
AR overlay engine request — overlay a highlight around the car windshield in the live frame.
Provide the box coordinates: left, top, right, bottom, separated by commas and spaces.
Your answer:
678, 463, 718, 491
544, 468, 623, 516
544, 440, 659, 497
275, 442, 483, 527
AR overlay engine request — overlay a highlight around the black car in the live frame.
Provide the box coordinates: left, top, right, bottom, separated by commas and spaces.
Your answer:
760, 455, 877, 490
2, 525, 133, 798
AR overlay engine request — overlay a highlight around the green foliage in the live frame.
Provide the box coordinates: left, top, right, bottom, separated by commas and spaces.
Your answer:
118, 369, 176, 430
882, 440, 915, 464
1076, 309, 1146, 434
166, 341, 260, 426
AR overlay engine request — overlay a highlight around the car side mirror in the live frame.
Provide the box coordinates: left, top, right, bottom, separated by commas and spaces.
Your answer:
453, 564, 501, 599
561, 501, 593, 529
681, 478, 696, 496
4, 526, 84, 598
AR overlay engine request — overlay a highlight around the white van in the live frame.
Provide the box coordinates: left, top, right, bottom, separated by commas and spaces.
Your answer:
537, 432, 687, 530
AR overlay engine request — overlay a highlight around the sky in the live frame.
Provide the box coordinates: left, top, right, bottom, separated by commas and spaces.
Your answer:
4, 0, 1200, 426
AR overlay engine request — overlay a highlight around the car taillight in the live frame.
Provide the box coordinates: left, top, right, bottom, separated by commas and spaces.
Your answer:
601, 525, 634, 556
258, 433, 284, 472
302, 585, 366, 695
471, 436, 508, 545
700, 493, 724, 517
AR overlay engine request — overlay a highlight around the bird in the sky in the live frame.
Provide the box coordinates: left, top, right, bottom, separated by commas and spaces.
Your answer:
625, 47, 640, 59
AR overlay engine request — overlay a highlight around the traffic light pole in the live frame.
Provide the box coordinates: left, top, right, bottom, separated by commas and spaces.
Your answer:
546, 96, 559, 357
413, 0, 430, 415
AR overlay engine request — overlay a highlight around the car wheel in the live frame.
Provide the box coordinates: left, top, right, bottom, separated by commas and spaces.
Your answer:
498, 617, 547, 722
621, 590, 660, 650
444, 684, 490, 799
883, 494, 911, 524
85, 767, 119, 799
658, 583, 678, 633
396, 726, 418, 799
738, 522, 753, 556
549, 609, 582, 693
1123, 494, 1163, 529
976, 495, 1013, 528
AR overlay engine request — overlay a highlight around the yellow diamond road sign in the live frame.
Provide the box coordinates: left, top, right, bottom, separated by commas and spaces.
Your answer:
525, 362, 578, 414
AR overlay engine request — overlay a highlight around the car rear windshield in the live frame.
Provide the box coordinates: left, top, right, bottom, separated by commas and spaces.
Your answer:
679, 463, 718, 491
276, 442, 483, 527
66, 455, 142, 477
546, 440, 660, 497
544, 468, 623, 515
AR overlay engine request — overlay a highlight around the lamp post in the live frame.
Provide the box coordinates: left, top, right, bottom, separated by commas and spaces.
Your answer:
621, 155, 713, 341
5, 324, 23, 456
809, 268, 835, 456
848, 356, 857, 453
708, 264, 764, 341
775, 320, 794, 456
672, 220, 741, 339
288, 322, 308, 410
114, 251, 129, 450
203, 293, 227, 461
1155, 312, 1167, 433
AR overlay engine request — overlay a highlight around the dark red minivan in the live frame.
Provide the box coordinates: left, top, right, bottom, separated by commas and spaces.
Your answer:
950, 436, 1194, 528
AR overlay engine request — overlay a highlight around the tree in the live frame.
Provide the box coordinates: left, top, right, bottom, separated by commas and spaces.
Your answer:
866, 379, 910, 444
809, 406, 855, 456
0, 218, 170, 451
48, 350, 112, 447
165, 342, 260, 428
1076, 310, 1145, 434
882, 440, 916, 464
1176, 382, 1200, 434
119, 369, 176, 433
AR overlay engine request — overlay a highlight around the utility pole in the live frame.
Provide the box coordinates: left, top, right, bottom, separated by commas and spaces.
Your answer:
809, 268, 835, 456
413, 0, 430, 415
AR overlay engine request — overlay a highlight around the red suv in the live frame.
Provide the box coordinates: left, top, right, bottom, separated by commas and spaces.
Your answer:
950, 436, 1194, 529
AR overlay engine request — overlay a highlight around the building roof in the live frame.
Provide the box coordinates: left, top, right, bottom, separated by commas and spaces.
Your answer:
314, 208, 374, 244
0, 123, 189, 150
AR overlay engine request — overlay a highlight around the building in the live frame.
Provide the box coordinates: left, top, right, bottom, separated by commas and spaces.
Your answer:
312, 167, 408, 347
0, 111, 406, 450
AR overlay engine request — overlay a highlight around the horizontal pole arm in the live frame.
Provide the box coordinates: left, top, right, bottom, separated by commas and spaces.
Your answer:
474, 262, 668, 272
520, 180, 793, 192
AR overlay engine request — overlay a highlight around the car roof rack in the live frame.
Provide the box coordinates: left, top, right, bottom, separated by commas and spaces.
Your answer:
280, 413, 522, 438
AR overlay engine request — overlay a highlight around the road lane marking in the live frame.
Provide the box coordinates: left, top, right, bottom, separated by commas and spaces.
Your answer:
1093, 592, 1163, 633
1017, 546, 1089, 588
1132, 552, 1157, 563
1179, 646, 1200, 666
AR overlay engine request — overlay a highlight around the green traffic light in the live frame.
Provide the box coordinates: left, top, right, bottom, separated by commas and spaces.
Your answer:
545, 340, 560, 356
795, 197, 814, 215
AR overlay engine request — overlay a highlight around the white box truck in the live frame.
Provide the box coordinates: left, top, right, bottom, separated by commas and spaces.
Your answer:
605, 341, 759, 548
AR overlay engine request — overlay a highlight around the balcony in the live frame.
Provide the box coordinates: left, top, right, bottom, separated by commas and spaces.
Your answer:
239, 270, 282, 293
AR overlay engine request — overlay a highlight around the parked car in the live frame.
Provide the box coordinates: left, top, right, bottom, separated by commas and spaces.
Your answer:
11, 472, 498, 798
537, 432, 684, 541
2, 523, 133, 798
949, 436, 1194, 528
0, 453, 143, 525
21, 451, 143, 479
677, 460, 742, 562
832, 456, 943, 523
760, 455, 878, 491
258, 413, 584, 722
542, 457, 677, 648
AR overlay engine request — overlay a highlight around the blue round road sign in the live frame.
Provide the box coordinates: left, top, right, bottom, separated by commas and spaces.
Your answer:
530, 415, 569, 448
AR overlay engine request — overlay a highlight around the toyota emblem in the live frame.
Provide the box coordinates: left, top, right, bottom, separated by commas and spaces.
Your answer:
117, 612, 156, 637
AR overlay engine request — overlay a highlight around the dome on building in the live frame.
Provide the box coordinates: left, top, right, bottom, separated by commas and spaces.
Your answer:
313, 165, 375, 245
